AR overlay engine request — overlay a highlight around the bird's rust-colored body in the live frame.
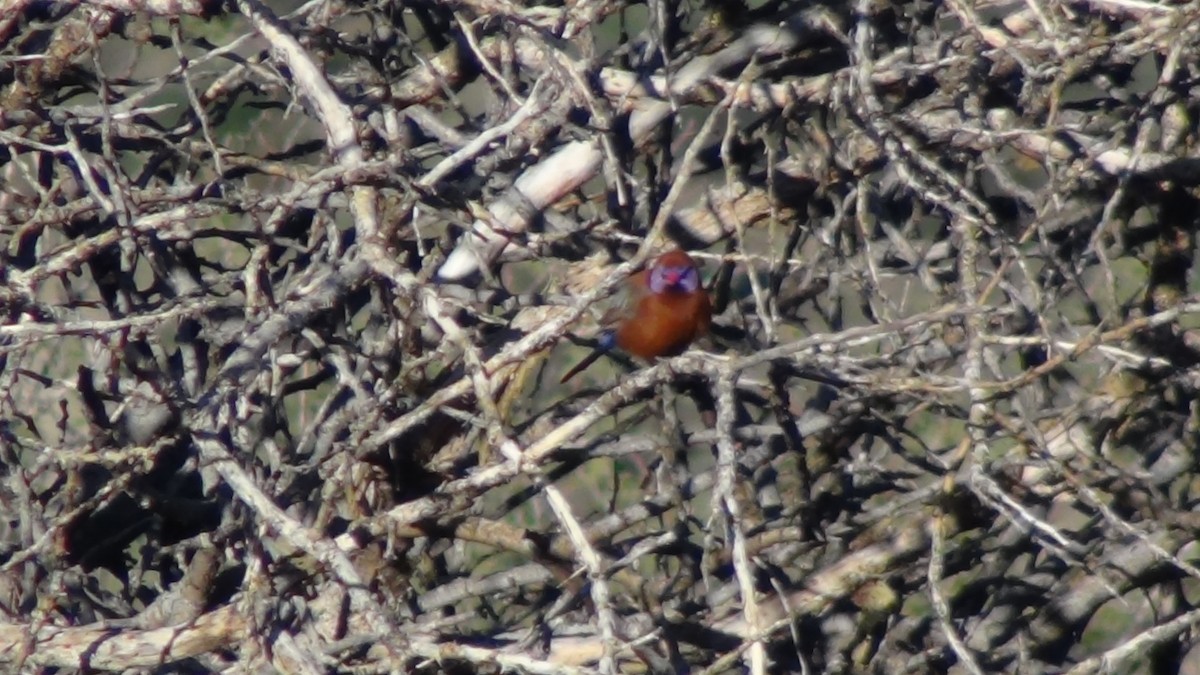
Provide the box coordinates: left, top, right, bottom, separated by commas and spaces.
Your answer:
560, 249, 711, 383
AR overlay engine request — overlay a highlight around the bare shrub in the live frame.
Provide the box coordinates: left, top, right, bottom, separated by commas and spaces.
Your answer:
2, 1, 1200, 672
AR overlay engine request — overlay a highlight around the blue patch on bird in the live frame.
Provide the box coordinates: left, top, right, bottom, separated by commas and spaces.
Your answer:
598, 330, 617, 351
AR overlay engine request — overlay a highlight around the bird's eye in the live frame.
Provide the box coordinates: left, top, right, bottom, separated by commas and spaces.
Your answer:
678, 267, 698, 292
649, 265, 698, 293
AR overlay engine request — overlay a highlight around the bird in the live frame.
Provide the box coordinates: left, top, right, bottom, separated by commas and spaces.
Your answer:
560, 249, 712, 383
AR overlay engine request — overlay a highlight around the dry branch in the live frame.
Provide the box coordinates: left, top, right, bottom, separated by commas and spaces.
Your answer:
2, 0, 1200, 673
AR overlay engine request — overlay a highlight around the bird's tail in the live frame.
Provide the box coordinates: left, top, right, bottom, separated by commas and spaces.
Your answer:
559, 331, 617, 383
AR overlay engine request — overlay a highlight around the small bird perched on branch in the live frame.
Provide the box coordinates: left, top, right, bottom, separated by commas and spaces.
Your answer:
560, 249, 712, 383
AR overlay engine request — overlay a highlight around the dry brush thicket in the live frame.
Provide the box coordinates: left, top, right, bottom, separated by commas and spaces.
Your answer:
2, 0, 1200, 673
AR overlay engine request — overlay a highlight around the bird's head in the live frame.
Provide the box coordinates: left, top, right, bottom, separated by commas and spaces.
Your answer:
647, 250, 701, 294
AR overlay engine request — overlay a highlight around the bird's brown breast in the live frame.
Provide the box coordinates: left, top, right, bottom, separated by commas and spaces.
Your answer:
615, 290, 710, 359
